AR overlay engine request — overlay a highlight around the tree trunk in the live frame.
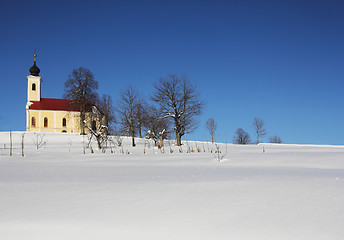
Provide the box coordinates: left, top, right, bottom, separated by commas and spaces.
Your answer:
159, 135, 164, 149
80, 113, 86, 135
176, 132, 182, 146
138, 125, 142, 138
131, 134, 136, 147
96, 135, 102, 150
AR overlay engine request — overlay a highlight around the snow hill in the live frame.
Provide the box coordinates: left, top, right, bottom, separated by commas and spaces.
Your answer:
1, 132, 344, 240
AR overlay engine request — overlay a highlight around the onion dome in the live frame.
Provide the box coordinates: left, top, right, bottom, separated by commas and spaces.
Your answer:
29, 54, 40, 76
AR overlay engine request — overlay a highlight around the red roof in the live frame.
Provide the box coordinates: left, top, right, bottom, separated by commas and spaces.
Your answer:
29, 98, 81, 112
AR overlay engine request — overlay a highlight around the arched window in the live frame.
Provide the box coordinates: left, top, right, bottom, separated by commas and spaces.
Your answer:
44, 117, 48, 128
31, 117, 36, 127
62, 130, 67, 133
62, 118, 67, 127
32, 83, 36, 91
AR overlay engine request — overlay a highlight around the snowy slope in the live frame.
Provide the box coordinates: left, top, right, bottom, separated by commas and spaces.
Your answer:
0, 132, 344, 240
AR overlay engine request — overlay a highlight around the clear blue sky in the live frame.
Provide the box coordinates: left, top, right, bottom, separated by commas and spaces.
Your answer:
1, 0, 343, 145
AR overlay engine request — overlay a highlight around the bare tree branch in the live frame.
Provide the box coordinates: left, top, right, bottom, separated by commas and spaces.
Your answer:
96, 94, 116, 135
63, 67, 99, 134
206, 118, 217, 143
233, 128, 250, 144
151, 73, 203, 146
116, 85, 140, 147
253, 117, 267, 144
269, 135, 282, 143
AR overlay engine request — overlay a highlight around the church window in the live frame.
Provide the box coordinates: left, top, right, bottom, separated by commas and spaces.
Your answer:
62, 118, 67, 127
31, 117, 36, 127
32, 83, 36, 91
44, 117, 48, 128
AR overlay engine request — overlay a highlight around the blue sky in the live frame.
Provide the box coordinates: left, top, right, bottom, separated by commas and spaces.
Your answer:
1, 0, 343, 145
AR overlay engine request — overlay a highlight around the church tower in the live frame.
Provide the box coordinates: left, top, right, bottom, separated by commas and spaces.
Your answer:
27, 54, 42, 102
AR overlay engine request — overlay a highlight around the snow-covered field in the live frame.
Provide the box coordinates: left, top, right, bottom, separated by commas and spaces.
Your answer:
1, 132, 344, 240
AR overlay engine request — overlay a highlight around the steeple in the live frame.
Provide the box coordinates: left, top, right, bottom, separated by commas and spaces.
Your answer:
29, 53, 40, 76
27, 53, 42, 102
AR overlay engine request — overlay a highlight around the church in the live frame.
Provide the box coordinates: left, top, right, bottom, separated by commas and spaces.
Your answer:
26, 54, 101, 134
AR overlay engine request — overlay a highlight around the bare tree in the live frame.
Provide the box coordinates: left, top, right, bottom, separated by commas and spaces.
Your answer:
97, 94, 116, 135
144, 106, 171, 147
116, 85, 139, 147
33, 133, 46, 149
83, 108, 108, 151
206, 118, 217, 143
233, 128, 250, 144
63, 67, 99, 134
151, 73, 203, 146
135, 98, 148, 138
253, 117, 267, 144
214, 141, 228, 162
269, 135, 282, 144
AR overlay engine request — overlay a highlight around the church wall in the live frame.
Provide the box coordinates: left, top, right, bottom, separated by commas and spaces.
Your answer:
28, 111, 40, 131
27, 110, 84, 133
40, 111, 55, 132
56, 111, 77, 133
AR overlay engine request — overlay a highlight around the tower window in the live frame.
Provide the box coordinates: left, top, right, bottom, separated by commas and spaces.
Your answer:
44, 117, 48, 128
31, 117, 36, 127
32, 83, 36, 91
62, 118, 67, 127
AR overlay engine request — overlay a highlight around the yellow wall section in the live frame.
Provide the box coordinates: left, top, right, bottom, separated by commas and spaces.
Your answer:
29, 83, 40, 101
27, 110, 96, 133
29, 111, 40, 129
40, 111, 55, 132
27, 75, 41, 102
28, 110, 77, 133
